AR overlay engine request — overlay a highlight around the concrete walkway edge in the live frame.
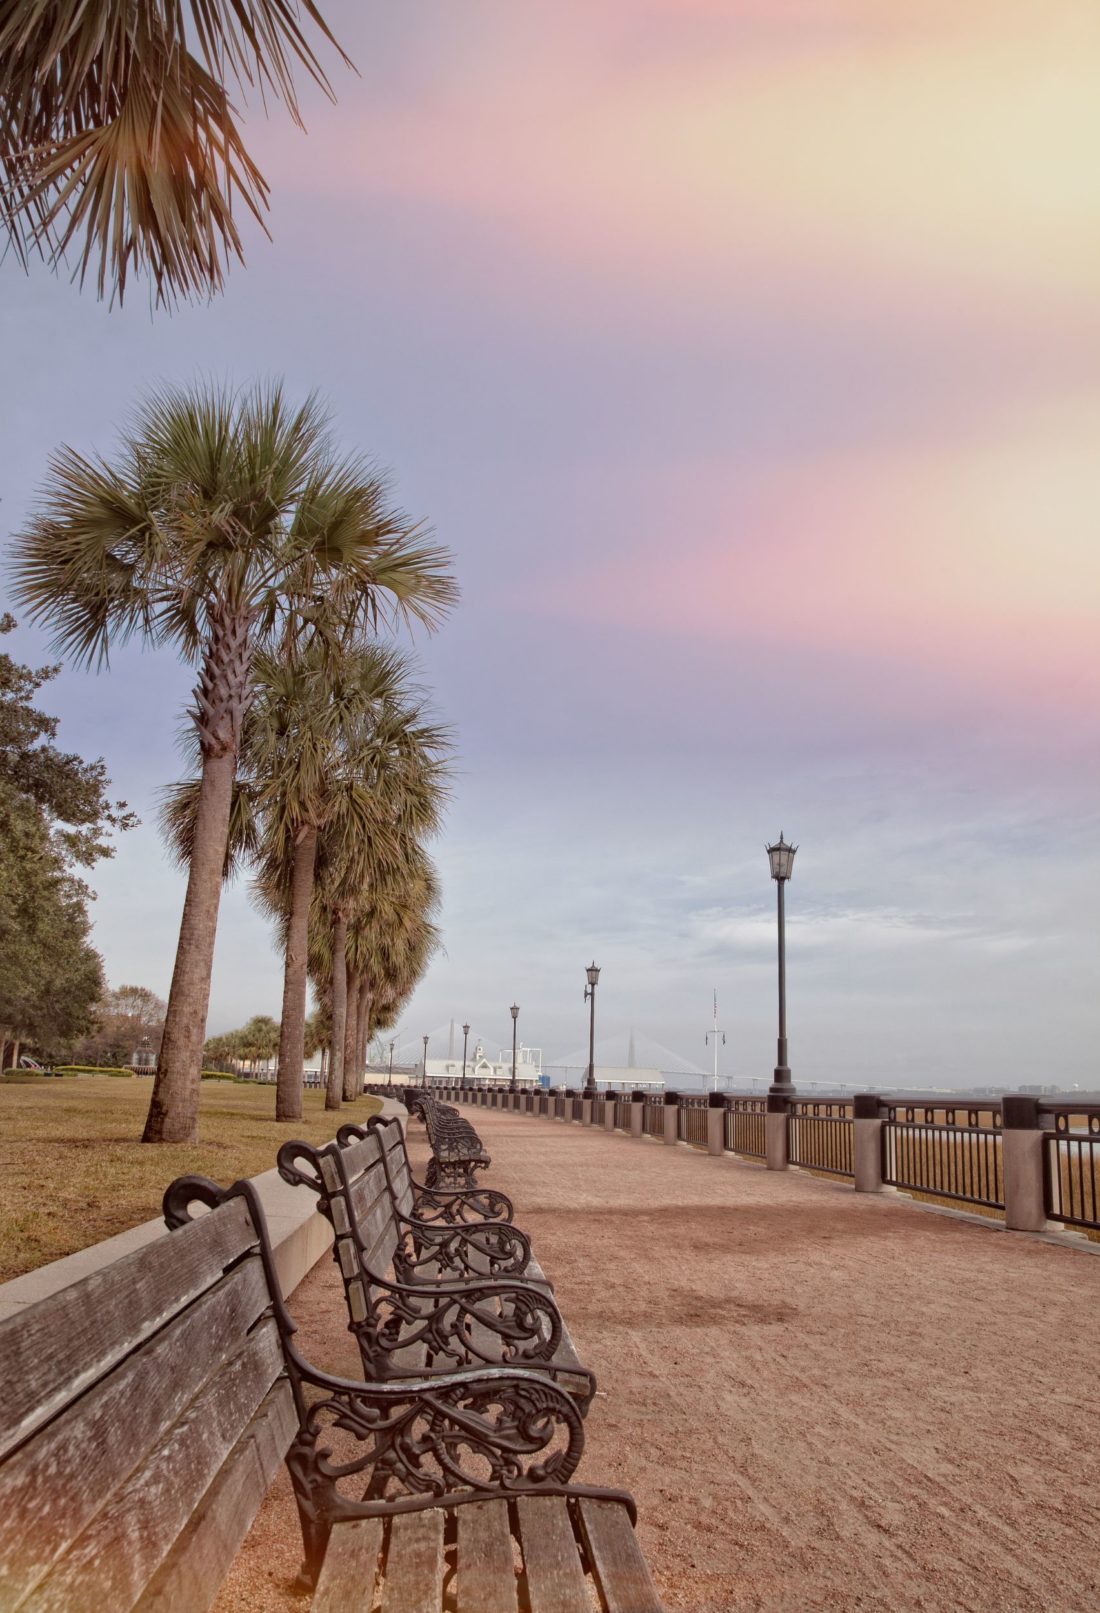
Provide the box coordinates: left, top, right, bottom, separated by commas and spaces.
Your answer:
0, 1097, 405, 1321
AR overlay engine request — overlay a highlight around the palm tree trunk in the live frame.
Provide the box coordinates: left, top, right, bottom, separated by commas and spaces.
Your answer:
144, 607, 253, 1144
327, 911, 348, 1111
355, 979, 371, 1086
143, 746, 237, 1142
275, 824, 318, 1122
342, 965, 361, 1102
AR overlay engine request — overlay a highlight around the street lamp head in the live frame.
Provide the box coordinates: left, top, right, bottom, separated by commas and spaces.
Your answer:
585, 961, 601, 987
462, 1022, 470, 1036
766, 833, 798, 882
510, 1003, 520, 1021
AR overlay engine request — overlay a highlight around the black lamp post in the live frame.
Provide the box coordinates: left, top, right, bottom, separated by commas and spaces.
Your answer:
387, 1038, 395, 1085
509, 1004, 519, 1089
584, 962, 600, 1094
461, 1022, 471, 1082
766, 834, 798, 1095
421, 1034, 429, 1089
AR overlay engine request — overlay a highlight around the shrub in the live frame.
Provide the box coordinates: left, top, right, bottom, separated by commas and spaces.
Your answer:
54, 1064, 133, 1077
2, 1070, 55, 1082
201, 1070, 237, 1080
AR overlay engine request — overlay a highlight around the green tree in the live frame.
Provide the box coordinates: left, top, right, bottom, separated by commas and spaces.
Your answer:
69, 982, 166, 1066
0, 1, 349, 304
14, 380, 456, 1143
0, 613, 133, 860
0, 614, 130, 1064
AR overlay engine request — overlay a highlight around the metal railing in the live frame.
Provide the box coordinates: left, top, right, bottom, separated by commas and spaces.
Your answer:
678, 1096, 708, 1147
571, 1096, 585, 1122
883, 1104, 1003, 1210
1044, 1108, 1100, 1231
643, 1099, 664, 1138
724, 1098, 766, 1158
592, 1096, 606, 1125
614, 1096, 633, 1130
552, 1094, 566, 1120
789, 1101, 854, 1178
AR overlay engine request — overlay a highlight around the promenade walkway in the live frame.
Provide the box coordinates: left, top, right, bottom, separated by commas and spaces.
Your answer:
220, 1106, 1100, 1613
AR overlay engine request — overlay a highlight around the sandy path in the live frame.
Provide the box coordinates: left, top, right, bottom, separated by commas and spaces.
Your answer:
219, 1109, 1100, 1613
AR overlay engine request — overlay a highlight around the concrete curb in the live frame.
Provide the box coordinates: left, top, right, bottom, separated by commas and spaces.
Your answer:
0, 1097, 406, 1322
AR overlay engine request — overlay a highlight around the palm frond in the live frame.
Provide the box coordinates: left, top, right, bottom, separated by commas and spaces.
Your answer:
0, 2, 350, 303
159, 771, 258, 876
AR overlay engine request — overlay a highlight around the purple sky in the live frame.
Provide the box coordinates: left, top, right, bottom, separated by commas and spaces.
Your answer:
1, 1, 1097, 1088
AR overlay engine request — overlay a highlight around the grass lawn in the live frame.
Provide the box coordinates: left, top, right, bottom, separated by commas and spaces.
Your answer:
0, 1077, 382, 1282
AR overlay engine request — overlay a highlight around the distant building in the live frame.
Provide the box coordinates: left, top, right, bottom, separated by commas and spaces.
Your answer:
427, 1040, 543, 1086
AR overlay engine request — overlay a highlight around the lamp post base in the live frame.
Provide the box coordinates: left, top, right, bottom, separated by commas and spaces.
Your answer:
768, 1065, 794, 1098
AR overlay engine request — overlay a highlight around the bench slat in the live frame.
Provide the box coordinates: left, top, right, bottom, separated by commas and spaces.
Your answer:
0, 1196, 256, 1462
0, 1258, 270, 1608
576, 1499, 663, 1613
455, 1501, 517, 1613
516, 1497, 591, 1613
312, 1518, 384, 1613
134, 1381, 296, 1613
23, 1318, 283, 1613
380, 1510, 445, 1613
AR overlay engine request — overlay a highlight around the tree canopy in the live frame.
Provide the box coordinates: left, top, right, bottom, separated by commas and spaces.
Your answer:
0, 1, 349, 305
0, 614, 133, 1057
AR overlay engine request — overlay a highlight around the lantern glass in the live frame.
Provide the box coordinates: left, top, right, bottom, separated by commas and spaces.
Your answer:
767, 835, 797, 881
510, 1003, 520, 1020
462, 1022, 470, 1035
586, 962, 601, 986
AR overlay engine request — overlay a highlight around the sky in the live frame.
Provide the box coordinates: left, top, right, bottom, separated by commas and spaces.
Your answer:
1, 0, 1098, 1090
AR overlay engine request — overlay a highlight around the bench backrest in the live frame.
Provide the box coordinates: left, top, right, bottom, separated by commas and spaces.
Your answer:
371, 1116, 417, 1219
0, 1188, 294, 1613
278, 1129, 408, 1339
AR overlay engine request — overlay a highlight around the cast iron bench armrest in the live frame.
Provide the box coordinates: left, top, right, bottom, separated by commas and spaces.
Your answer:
162, 1174, 594, 1589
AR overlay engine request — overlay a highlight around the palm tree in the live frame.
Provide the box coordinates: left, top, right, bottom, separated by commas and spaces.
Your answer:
313, 703, 448, 1112
0, 2, 348, 304
248, 641, 448, 1121
309, 848, 441, 1109
14, 380, 455, 1142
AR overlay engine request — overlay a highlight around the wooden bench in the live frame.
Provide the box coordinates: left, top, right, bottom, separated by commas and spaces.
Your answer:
340, 1115, 516, 1227
0, 1170, 663, 1612
406, 1090, 493, 1188
278, 1128, 596, 1412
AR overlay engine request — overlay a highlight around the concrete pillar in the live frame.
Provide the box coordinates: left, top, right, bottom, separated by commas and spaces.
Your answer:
766, 1094, 789, 1171
581, 1097, 593, 1126
604, 1097, 616, 1132
1002, 1095, 1049, 1232
629, 1092, 645, 1138
853, 1092, 884, 1193
707, 1093, 725, 1156
663, 1092, 680, 1146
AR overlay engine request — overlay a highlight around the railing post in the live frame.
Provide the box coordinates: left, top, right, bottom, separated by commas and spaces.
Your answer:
853, 1093, 884, 1192
604, 1095, 616, 1132
707, 1092, 725, 1155
581, 1096, 593, 1126
663, 1091, 680, 1146
1002, 1095, 1048, 1232
766, 1092, 789, 1171
630, 1090, 646, 1139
